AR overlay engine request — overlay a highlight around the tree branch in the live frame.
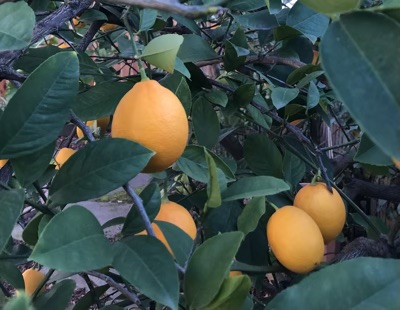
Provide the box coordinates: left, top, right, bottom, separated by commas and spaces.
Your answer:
344, 178, 400, 202
97, 0, 224, 18
196, 54, 306, 69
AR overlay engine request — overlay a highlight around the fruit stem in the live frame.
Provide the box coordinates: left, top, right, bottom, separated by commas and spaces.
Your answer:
122, 8, 149, 82
310, 169, 321, 185
268, 201, 279, 211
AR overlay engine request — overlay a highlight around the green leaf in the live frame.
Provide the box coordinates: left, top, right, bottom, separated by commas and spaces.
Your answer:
139, 8, 158, 32
282, 151, 306, 190
222, 176, 290, 201
266, 0, 283, 14
271, 87, 299, 109
11, 142, 55, 187
205, 149, 222, 209
0, 52, 78, 159
286, 64, 321, 85
184, 232, 244, 309
307, 81, 320, 109
320, 11, 400, 160
160, 75, 192, 115
203, 201, 242, 239
244, 134, 283, 178
266, 257, 400, 310
177, 34, 219, 63
247, 105, 272, 130
0, 2, 35, 52
232, 11, 279, 30
227, 0, 266, 11
237, 197, 265, 236
30, 206, 113, 272
33, 279, 75, 310
48, 139, 154, 205
354, 134, 392, 166
79, 9, 107, 22
22, 213, 45, 247
174, 57, 191, 79
113, 236, 179, 310
0, 261, 24, 289
122, 183, 161, 235
3, 292, 33, 310
205, 275, 252, 310
205, 89, 228, 108
192, 97, 220, 148
176, 145, 235, 183
300, 0, 361, 14
142, 34, 184, 73
223, 40, 247, 72
155, 220, 194, 267
0, 189, 25, 253
72, 81, 134, 121
287, 2, 329, 43
14, 46, 61, 73
232, 83, 256, 107
350, 213, 389, 240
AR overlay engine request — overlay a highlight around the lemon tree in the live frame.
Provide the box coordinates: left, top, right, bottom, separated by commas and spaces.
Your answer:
0, 1, 399, 309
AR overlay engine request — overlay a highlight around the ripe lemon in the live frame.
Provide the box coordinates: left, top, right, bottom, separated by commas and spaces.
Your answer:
58, 42, 70, 49
76, 116, 110, 139
54, 148, 76, 170
72, 17, 86, 28
392, 157, 400, 169
137, 201, 196, 254
21, 269, 45, 296
0, 159, 8, 169
100, 23, 118, 31
229, 271, 242, 277
293, 182, 346, 244
267, 206, 324, 274
111, 80, 188, 173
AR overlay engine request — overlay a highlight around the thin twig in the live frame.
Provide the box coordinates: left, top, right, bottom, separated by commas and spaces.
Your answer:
77, 20, 104, 53
320, 139, 360, 151
70, 110, 96, 142
123, 184, 156, 237
31, 269, 55, 301
86, 271, 141, 305
80, 273, 103, 308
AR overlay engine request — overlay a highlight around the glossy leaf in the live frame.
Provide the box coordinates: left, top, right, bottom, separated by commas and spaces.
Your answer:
205, 275, 252, 310
282, 151, 306, 190
0, 261, 24, 289
122, 183, 161, 235
30, 206, 113, 272
22, 213, 45, 247
205, 149, 222, 209
176, 145, 235, 183
266, 0, 283, 14
222, 176, 290, 201
0, 2, 35, 52
139, 8, 157, 32
354, 134, 392, 166
320, 11, 400, 160
177, 34, 219, 63
271, 87, 299, 109
307, 81, 320, 109
266, 257, 400, 310
11, 142, 55, 187
205, 89, 228, 108
227, 0, 266, 11
0, 52, 78, 158
237, 197, 265, 236
223, 40, 247, 72
113, 236, 179, 309
142, 34, 184, 73
300, 0, 361, 14
203, 201, 242, 239
184, 232, 244, 309
72, 81, 134, 121
287, 2, 329, 43
14, 46, 61, 73
73, 285, 109, 310
0, 189, 25, 253
232, 11, 278, 30
33, 279, 75, 310
192, 97, 220, 148
48, 139, 154, 205
160, 75, 192, 115
155, 220, 194, 267
244, 134, 283, 178
232, 83, 256, 107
